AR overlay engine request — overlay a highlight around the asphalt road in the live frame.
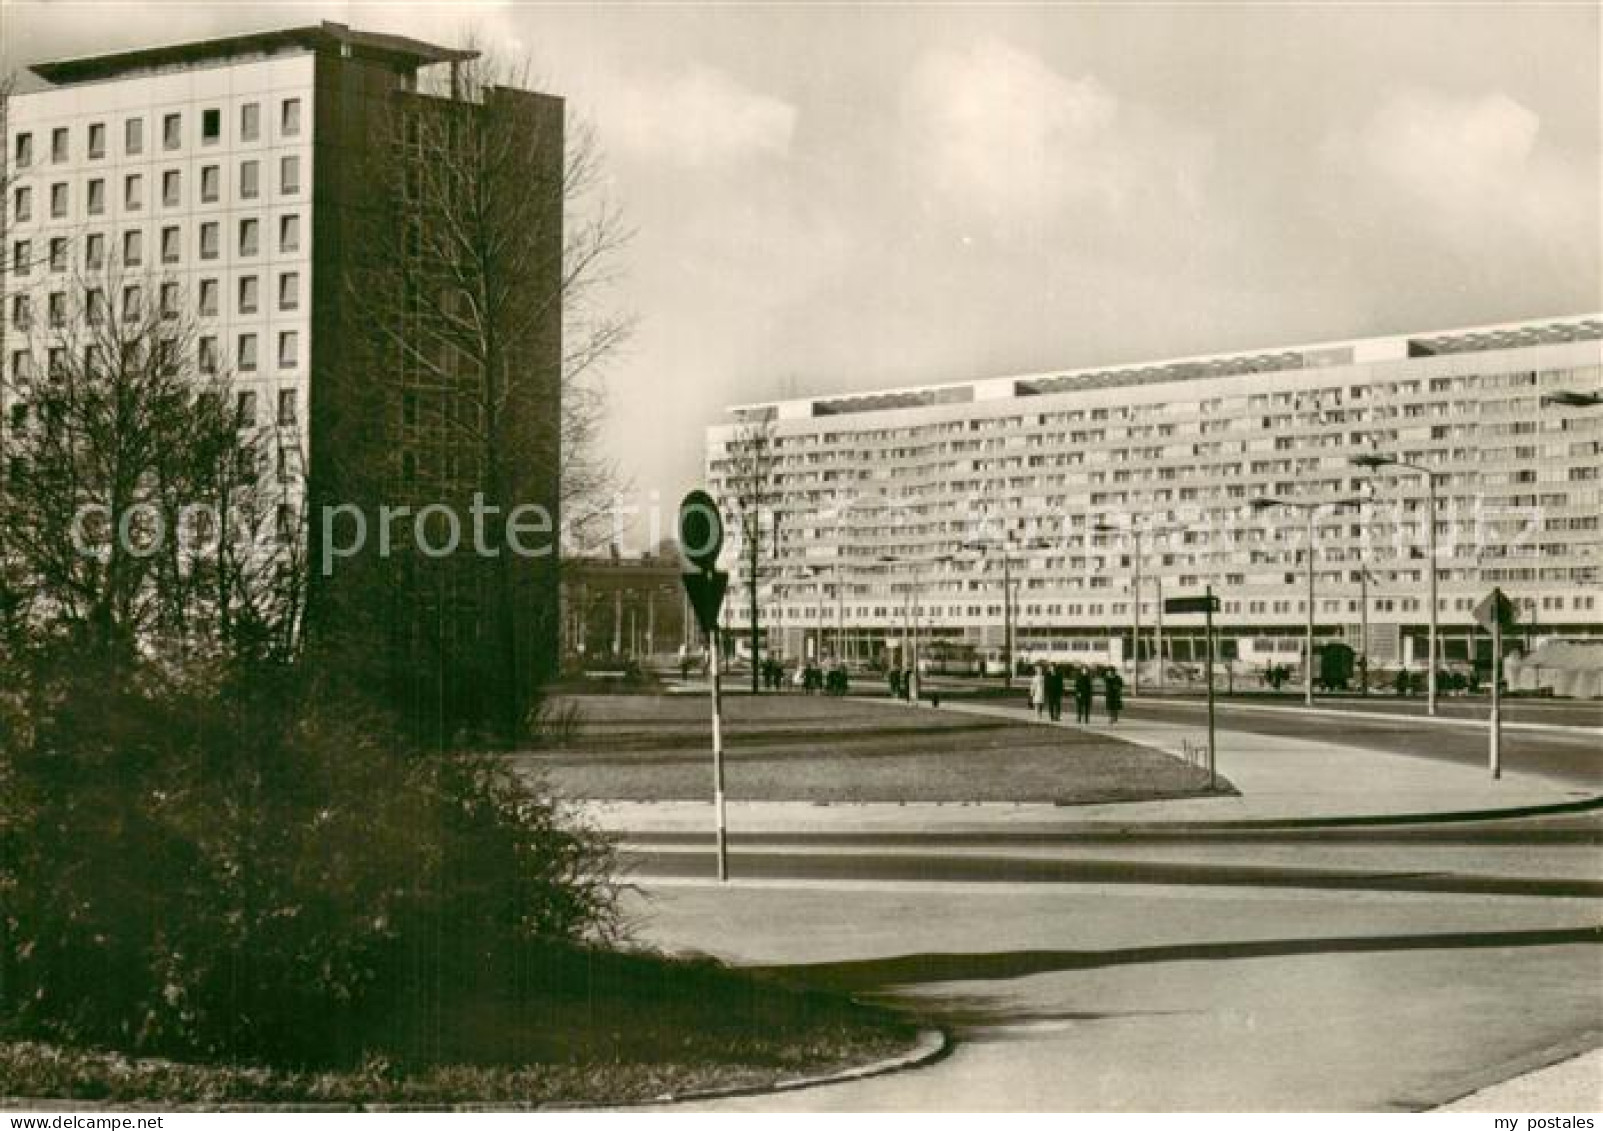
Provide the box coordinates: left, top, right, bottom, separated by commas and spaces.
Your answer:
624, 812, 1603, 1111
1115, 698, 1602, 788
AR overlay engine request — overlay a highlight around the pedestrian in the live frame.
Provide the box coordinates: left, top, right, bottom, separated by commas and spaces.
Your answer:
1104, 667, 1124, 723
1074, 666, 1093, 723
1046, 664, 1064, 722
1030, 663, 1047, 718
887, 667, 901, 699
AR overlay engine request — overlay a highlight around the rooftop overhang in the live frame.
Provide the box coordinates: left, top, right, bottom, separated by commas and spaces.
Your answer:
30, 21, 477, 85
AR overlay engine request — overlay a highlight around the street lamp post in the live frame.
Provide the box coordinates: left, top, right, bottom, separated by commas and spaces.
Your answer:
1094, 522, 1143, 696
1352, 454, 1441, 716
964, 536, 1051, 689
878, 553, 952, 685
1251, 496, 1370, 707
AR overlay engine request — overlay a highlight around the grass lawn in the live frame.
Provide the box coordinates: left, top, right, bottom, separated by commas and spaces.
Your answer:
515, 693, 1223, 804
0, 947, 919, 1108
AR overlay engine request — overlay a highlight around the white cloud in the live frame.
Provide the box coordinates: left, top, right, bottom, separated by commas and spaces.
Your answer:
600, 64, 797, 168
900, 37, 1210, 242
1323, 88, 1592, 247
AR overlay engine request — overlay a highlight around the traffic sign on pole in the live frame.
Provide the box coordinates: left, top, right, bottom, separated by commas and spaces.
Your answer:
678, 490, 725, 573
1472, 588, 1517, 633
1475, 588, 1515, 781
679, 488, 732, 882
682, 569, 729, 635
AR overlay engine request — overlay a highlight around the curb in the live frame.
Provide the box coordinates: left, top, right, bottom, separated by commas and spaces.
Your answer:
1430, 1032, 1603, 1111
1130, 696, 1602, 736
0, 1029, 952, 1114
604, 789, 1603, 838
638, 1026, 949, 1107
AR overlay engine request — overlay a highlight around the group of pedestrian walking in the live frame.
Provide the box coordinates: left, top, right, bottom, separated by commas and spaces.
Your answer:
1030, 662, 1122, 724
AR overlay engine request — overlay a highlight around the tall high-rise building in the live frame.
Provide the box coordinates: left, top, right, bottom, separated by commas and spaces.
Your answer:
2, 23, 566, 733
708, 315, 1603, 675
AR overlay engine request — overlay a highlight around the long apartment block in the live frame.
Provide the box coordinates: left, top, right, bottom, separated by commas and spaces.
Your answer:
707, 315, 1603, 669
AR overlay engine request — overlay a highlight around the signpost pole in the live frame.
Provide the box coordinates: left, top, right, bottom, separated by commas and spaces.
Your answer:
710, 624, 729, 880
679, 490, 732, 883
1205, 584, 1217, 791
1490, 602, 1503, 781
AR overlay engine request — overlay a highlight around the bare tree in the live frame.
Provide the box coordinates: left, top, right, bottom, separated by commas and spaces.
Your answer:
723, 414, 780, 693
334, 45, 631, 743
0, 259, 304, 668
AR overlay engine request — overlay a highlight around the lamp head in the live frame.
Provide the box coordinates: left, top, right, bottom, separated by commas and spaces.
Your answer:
1350, 454, 1395, 470
1249, 497, 1284, 512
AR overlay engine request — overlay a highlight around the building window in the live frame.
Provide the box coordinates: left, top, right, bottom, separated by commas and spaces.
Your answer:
51, 127, 68, 163
277, 332, 298, 370
87, 178, 105, 215
85, 233, 105, 269
124, 173, 143, 211
50, 182, 68, 218
278, 271, 299, 311
10, 295, 30, 329
202, 107, 221, 144
238, 333, 258, 372
201, 165, 220, 202
122, 229, 143, 267
280, 155, 300, 195
162, 169, 181, 207
9, 351, 33, 384
122, 285, 141, 322
239, 160, 259, 199
161, 226, 181, 264
199, 336, 218, 374
47, 292, 66, 327
281, 98, 302, 137
279, 213, 300, 252
200, 222, 219, 260
11, 186, 29, 221
13, 132, 31, 168
163, 112, 181, 150
239, 217, 259, 256
124, 117, 143, 155
49, 238, 67, 272
277, 387, 297, 423
237, 390, 258, 425
239, 276, 259, 314
240, 102, 260, 141
88, 122, 106, 159
199, 277, 219, 316
160, 282, 180, 319
11, 241, 30, 277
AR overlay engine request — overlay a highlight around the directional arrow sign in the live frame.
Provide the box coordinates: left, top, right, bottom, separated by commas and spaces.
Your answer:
1473, 587, 1517, 632
1164, 594, 1221, 615
682, 569, 730, 634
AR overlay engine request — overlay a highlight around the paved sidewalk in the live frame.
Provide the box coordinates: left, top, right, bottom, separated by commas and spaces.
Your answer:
1436, 1046, 1603, 1112
581, 695, 1598, 836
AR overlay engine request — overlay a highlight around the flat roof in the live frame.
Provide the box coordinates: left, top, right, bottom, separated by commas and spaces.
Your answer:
30, 21, 477, 85
728, 312, 1603, 422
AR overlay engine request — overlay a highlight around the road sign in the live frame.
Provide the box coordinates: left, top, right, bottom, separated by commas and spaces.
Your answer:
678, 490, 724, 572
1473, 588, 1517, 632
1165, 594, 1221, 615
681, 569, 729, 635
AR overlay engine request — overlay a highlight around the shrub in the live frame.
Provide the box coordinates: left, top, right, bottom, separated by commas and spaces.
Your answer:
0, 658, 618, 1066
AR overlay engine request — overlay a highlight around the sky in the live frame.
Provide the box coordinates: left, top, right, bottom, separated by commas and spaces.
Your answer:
4, 1, 1599, 545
